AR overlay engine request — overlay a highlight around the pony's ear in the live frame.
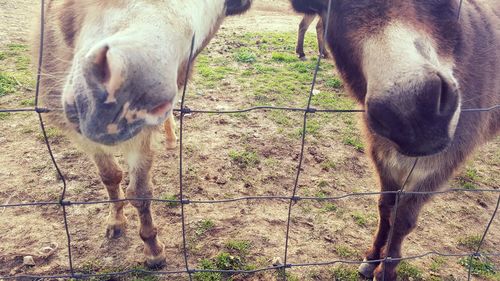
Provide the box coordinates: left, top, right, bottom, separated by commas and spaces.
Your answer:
225, 0, 252, 16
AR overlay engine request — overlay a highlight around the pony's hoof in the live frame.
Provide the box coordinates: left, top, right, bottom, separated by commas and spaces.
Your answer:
358, 259, 377, 279
145, 254, 167, 269
165, 140, 177, 150
105, 223, 126, 239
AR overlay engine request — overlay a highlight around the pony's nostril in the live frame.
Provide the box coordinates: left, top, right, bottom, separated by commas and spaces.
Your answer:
93, 45, 110, 83
150, 101, 173, 117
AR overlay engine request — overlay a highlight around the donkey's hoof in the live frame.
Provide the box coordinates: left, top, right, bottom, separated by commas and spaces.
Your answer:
358, 259, 377, 279
105, 224, 126, 239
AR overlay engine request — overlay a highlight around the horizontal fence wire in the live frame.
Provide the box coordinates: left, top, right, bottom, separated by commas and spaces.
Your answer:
0, 0, 499, 280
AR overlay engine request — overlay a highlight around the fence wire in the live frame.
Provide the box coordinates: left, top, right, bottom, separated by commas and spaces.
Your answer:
1, 0, 499, 280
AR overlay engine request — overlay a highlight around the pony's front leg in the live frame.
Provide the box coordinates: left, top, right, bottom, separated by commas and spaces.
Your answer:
92, 152, 127, 239
125, 135, 166, 268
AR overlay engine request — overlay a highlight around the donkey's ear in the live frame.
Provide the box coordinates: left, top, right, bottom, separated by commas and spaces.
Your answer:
225, 0, 252, 16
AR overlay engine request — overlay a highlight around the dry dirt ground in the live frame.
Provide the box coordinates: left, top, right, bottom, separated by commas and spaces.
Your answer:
0, 1, 499, 280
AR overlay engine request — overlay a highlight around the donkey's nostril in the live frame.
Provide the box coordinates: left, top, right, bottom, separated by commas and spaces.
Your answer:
150, 101, 173, 117
436, 76, 458, 116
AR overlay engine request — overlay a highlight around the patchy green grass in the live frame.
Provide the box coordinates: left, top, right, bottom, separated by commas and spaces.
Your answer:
351, 212, 369, 227
235, 48, 257, 63
0, 112, 11, 120
194, 250, 255, 281
397, 261, 424, 281
321, 202, 338, 213
459, 256, 498, 279
334, 245, 358, 259
225, 240, 252, 255
330, 265, 359, 281
36, 127, 64, 142
429, 256, 447, 272
458, 235, 482, 250
194, 219, 215, 237
0, 72, 18, 96
229, 149, 260, 168
162, 194, 180, 208
0, 44, 35, 96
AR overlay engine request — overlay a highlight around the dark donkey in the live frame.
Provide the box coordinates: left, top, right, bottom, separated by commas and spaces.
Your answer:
291, 0, 499, 280
36, 0, 252, 267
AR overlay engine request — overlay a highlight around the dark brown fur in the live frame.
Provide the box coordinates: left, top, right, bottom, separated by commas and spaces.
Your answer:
291, 0, 499, 279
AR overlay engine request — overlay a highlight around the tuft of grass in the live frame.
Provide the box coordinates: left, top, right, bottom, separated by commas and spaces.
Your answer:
225, 240, 251, 255
271, 52, 299, 63
8, 43, 28, 52
397, 261, 423, 281
351, 212, 368, 227
459, 256, 498, 278
324, 77, 343, 89
195, 219, 215, 237
194, 251, 255, 281
0, 112, 11, 120
458, 235, 482, 250
321, 203, 338, 213
162, 194, 180, 208
20, 98, 35, 107
36, 127, 64, 142
430, 256, 447, 272
334, 245, 357, 259
235, 48, 257, 63
0, 72, 18, 96
229, 149, 260, 168
0, 52, 6, 60
321, 159, 337, 171
330, 265, 359, 281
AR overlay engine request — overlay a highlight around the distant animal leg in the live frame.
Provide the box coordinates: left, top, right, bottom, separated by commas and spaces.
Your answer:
316, 17, 329, 58
126, 133, 166, 268
93, 152, 127, 239
296, 14, 315, 60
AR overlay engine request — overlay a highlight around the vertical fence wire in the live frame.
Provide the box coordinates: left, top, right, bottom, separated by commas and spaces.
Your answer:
282, 1, 334, 279
381, 159, 419, 281
467, 195, 500, 280
178, 35, 197, 281
33, 0, 75, 276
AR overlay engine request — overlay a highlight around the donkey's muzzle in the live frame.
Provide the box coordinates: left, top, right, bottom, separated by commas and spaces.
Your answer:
366, 73, 460, 156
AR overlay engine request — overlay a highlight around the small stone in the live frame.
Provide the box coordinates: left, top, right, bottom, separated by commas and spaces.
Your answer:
23, 256, 35, 266
216, 177, 227, 185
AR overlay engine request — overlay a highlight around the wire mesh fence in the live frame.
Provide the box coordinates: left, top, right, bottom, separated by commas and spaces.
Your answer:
0, 0, 499, 280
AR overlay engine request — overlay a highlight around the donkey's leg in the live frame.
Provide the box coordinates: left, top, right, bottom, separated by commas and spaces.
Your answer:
164, 113, 177, 150
359, 168, 400, 278
373, 193, 431, 281
315, 18, 329, 58
93, 152, 127, 239
125, 135, 165, 268
358, 192, 396, 278
296, 14, 315, 60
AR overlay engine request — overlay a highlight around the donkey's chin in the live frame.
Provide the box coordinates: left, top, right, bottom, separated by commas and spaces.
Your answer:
394, 138, 451, 157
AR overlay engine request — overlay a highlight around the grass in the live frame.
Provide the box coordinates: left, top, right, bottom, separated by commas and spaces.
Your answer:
0, 44, 35, 97
334, 245, 358, 259
458, 234, 482, 250
36, 127, 64, 142
194, 219, 215, 237
321, 202, 338, 213
429, 256, 447, 272
0, 72, 18, 96
225, 240, 251, 255
229, 149, 260, 168
330, 265, 359, 281
0, 112, 11, 120
397, 261, 423, 280
235, 48, 257, 63
351, 212, 369, 227
162, 194, 180, 208
459, 256, 498, 279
